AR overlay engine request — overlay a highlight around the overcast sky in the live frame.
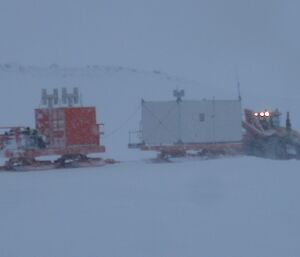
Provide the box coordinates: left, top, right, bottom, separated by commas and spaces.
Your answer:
0, 0, 299, 106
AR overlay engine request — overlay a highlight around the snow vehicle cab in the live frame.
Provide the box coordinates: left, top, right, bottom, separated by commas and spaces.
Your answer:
243, 108, 300, 159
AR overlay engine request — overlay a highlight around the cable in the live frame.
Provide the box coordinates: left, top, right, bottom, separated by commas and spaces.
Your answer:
142, 101, 179, 142
102, 104, 141, 138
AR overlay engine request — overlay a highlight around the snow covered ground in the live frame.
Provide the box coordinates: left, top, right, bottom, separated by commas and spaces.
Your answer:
0, 66, 300, 256
0, 157, 299, 257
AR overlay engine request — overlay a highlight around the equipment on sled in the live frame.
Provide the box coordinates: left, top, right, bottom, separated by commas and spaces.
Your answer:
128, 90, 243, 159
0, 88, 116, 171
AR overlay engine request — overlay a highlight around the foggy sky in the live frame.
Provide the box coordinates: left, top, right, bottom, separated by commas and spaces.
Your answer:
0, 0, 299, 107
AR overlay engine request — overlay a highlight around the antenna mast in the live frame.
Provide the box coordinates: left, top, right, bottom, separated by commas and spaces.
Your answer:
237, 79, 241, 101
173, 89, 185, 144
235, 66, 242, 101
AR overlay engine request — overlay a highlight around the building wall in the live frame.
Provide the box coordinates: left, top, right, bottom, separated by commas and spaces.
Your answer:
141, 99, 242, 145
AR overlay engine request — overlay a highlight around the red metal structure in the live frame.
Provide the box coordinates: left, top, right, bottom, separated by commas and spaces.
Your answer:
129, 132, 243, 159
35, 107, 103, 151
138, 142, 243, 159
0, 88, 111, 171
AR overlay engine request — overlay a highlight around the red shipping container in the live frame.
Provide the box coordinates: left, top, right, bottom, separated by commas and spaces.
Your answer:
64, 107, 99, 146
35, 107, 100, 148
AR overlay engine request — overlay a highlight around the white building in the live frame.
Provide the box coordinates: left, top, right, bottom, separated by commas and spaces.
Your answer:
141, 98, 242, 146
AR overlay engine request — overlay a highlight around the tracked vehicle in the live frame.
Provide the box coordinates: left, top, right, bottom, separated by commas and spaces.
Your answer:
243, 109, 300, 159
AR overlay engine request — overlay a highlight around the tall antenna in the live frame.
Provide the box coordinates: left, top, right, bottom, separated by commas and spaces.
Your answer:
237, 79, 242, 101
235, 66, 242, 101
173, 89, 185, 144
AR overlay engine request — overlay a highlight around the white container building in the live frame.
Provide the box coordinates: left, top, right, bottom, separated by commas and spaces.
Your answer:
141, 98, 242, 146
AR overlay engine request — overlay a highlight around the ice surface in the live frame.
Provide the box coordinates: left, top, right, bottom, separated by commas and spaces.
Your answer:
0, 157, 299, 257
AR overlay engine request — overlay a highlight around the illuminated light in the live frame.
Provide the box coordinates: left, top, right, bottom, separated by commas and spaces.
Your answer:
260, 112, 265, 117
254, 112, 258, 116
265, 111, 270, 117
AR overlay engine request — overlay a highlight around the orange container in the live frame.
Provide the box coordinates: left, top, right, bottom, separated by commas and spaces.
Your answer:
35, 107, 100, 148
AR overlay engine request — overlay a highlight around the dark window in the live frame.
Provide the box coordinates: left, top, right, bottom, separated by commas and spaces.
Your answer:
199, 113, 205, 122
